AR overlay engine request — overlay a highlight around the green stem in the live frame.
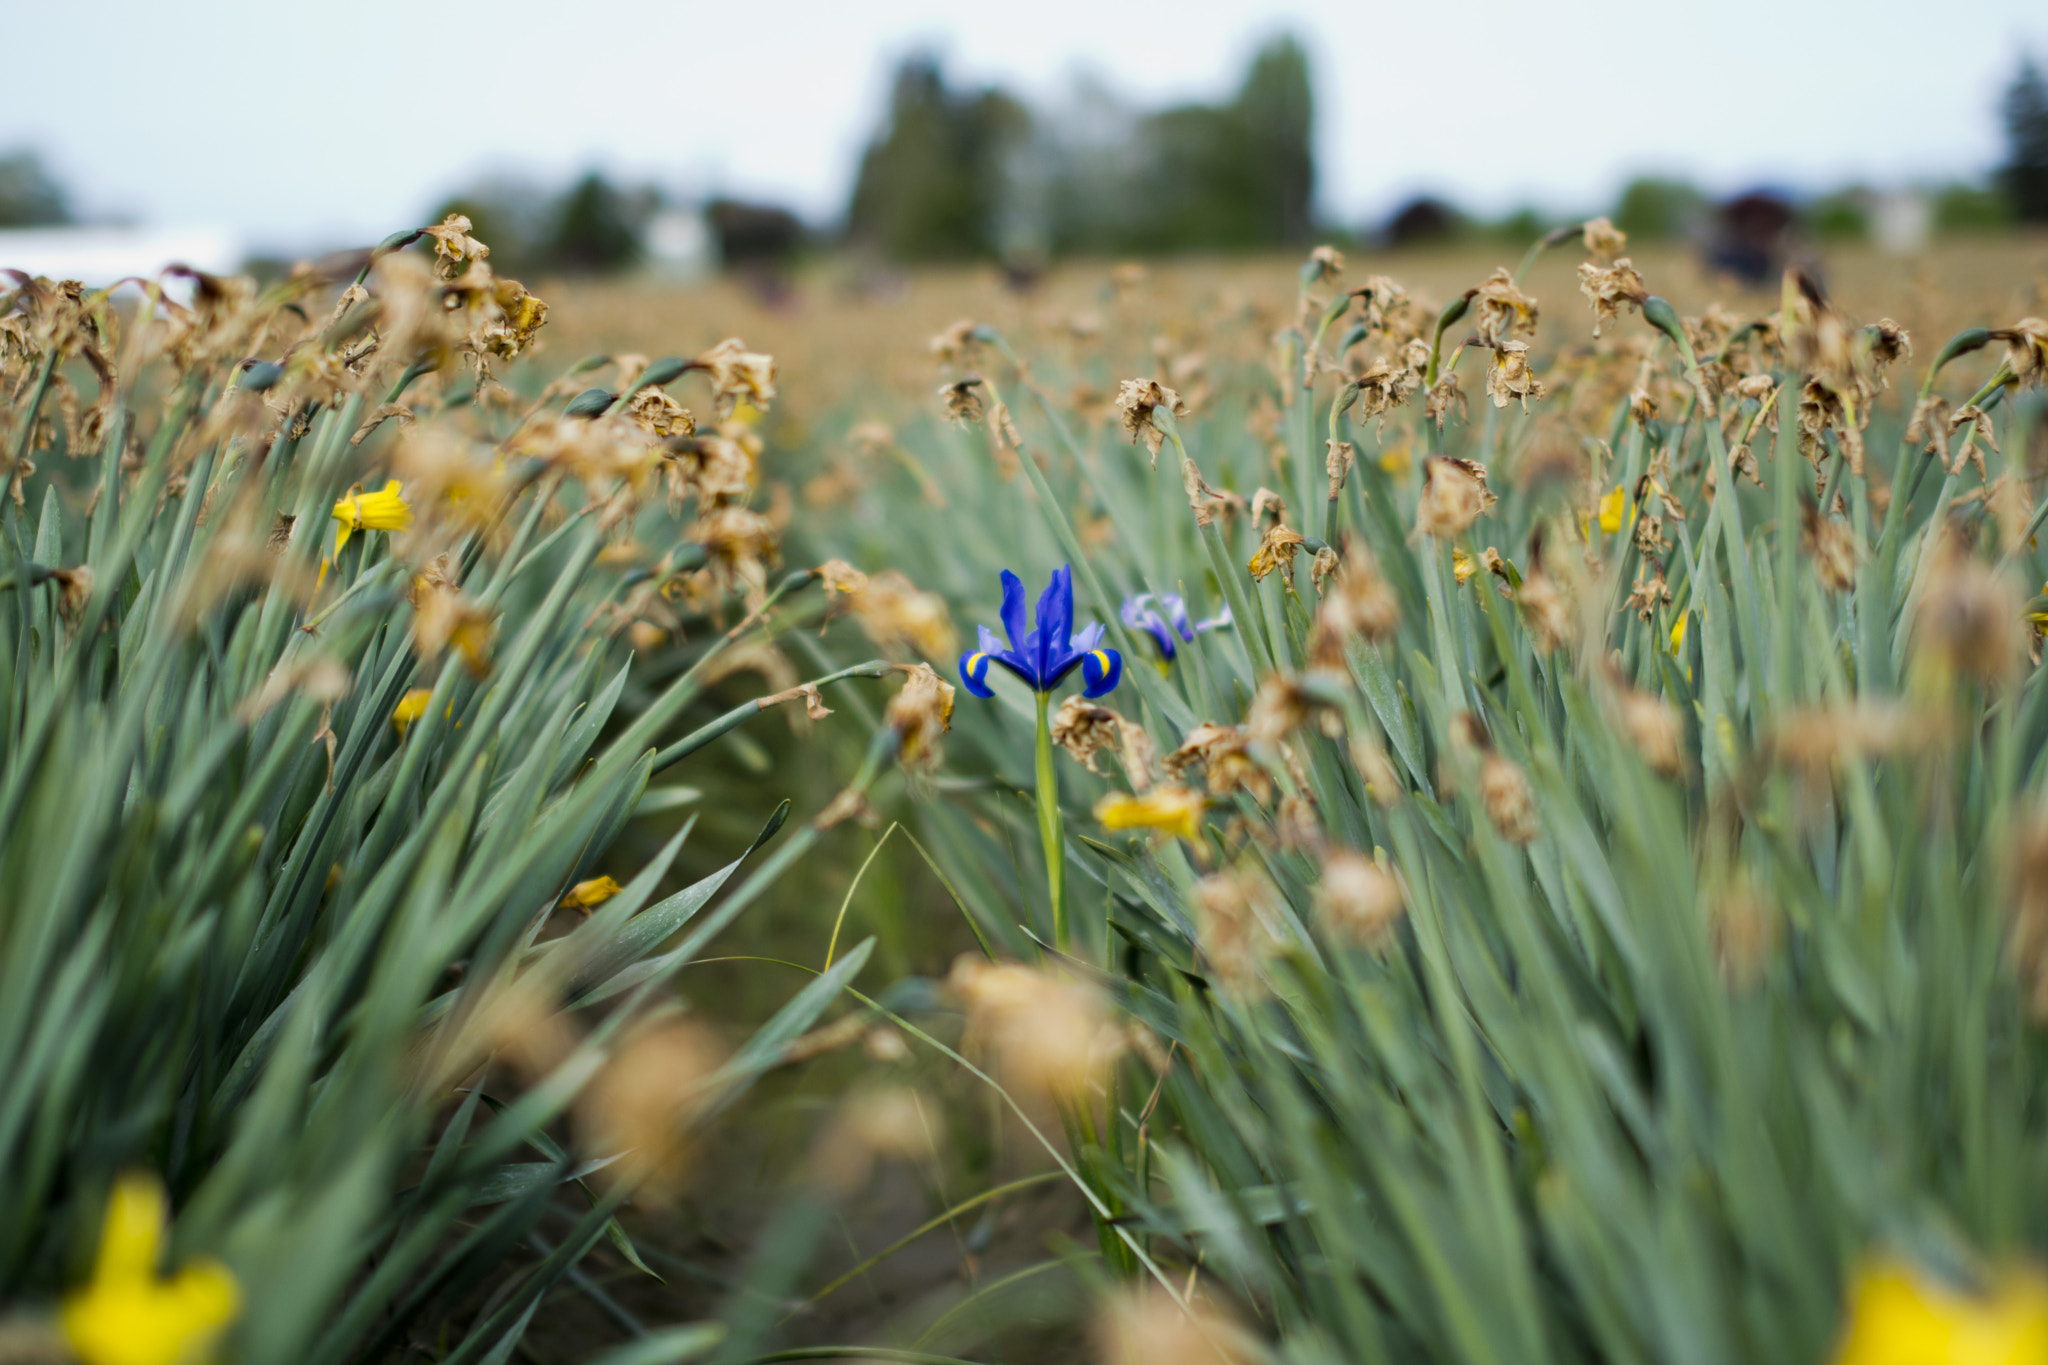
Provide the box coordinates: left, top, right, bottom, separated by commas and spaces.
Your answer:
1034, 689, 1066, 953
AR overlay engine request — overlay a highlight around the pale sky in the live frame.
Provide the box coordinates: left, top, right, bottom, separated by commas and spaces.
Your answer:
4, 0, 2043, 253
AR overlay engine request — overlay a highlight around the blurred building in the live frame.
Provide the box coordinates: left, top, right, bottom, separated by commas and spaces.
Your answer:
644, 206, 714, 280
0, 225, 240, 288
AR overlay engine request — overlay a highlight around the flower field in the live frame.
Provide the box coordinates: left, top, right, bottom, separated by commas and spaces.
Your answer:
5, 219, 2048, 1364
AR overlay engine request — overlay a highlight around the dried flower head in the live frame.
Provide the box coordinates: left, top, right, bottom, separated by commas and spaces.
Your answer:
948, 958, 1121, 1099
1248, 523, 1307, 584
577, 1020, 727, 1200
1914, 542, 2024, 684
1425, 372, 1467, 431
1165, 722, 1272, 804
885, 662, 955, 773
1582, 216, 1627, 260
1052, 694, 1124, 775
1803, 505, 1861, 594
939, 376, 986, 427
1616, 688, 1685, 775
1578, 258, 1649, 336
1115, 378, 1190, 467
928, 317, 981, 364
1708, 882, 1779, 990
1486, 341, 1546, 411
1996, 317, 2048, 387
1314, 849, 1404, 945
1477, 748, 1539, 845
1517, 571, 1573, 654
1416, 458, 1493, 539
1473, 268, 1539, 347
2010, 809, 2048, 1019
1310, 546, 1402, 667
1326, 438, 1356, 500
1092, 1286, 1256, 1365
691, 338, 777, 418
422, 213, 489, 279
1349, 736, 1403, 806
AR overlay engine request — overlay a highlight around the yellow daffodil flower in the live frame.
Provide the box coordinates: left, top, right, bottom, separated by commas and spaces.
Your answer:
331, 480, 412, 554
61, 1174, 240, 1365
1451, 547, 1477, 586
392, 688, 433, 736
1831, 1260, 2048, 1365
1597, 485, 1627, 534
1378, 445, 1412, 478
1095, 787, 1205, 842
1670, 613, 1688, 653
559, 875, 622, 911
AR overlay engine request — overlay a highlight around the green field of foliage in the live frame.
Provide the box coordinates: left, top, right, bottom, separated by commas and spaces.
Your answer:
5, 203, 2048, 1365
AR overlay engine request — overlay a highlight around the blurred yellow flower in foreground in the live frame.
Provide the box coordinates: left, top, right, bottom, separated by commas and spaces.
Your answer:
1833, 1261, 2048, 1365
559, 876, 622, 911
62, 1174, 239, 1365
331, 480, 412, 553
391, 688, 432, 735
1096, 786, 1205, 842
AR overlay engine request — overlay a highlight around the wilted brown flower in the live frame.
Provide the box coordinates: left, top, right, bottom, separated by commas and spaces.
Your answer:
1349, 736, 1403, 806
1479, 752, 1538, 844
1803, 505, 1860, 593
689, 505, 779, 596
1115, 378, 1190, 467
1416, 458, 1493, 539
1582, 216, 1627, 260
1616, 687, 1685, 775
1092, 1286, 1256, 1365
1624, 568, 1672, 623
1310, 546, 1402, 667
577, 1020, 727, 1200
1326, 438, 1356, 500
1306, 244, 1345, 284
886, 662, 955, 773
1052, 694, 1123, 775
1865, 318, 1912, 386
1165, 723, 1272, 804
1314, 850, 1404, 945
1948, 403, 2001, 478
1769, 700, 1925, 776
1350, 350, 1425, 432
928, 317, 981, 364
939, 376, 987, 427
948, 957, 1121, 1099
1996, 317, 2048, 387
1473, 268, 1539, 347
1248, 523, 1307, 583
1194, 869, 1280, 997
1485, 342, 1546, 411
422, 213, 489, 279
412, 578, 496, 677
1708, 882, 1779, 990
1578, 258, 1649, 336
691, 338, 777, 417
1424, 372, 1466, 431
1517, 571, 1573, 653
1914, 541, 2024, 684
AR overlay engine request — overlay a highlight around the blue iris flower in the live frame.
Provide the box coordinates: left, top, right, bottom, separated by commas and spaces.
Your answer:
959, 566, 1122, 699
1120, 592, 1233, 660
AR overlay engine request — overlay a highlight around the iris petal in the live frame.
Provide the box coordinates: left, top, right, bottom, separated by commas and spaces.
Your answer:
998, 570, 1029, 655
959, 651, 995, 698
1082, 649, 1123, 698
1035, 566, 1074, 679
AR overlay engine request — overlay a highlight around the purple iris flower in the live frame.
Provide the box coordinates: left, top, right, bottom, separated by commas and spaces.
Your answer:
1120, 592, 1232, 660
959, 566, 1122, 699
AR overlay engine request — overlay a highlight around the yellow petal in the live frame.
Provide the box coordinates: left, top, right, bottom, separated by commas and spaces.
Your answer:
94, 1176, 165, 1283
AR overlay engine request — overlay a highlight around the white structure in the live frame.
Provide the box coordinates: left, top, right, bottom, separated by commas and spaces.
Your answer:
1870, 190, 1932, 256
0, 226, 242, 288
643, 207, 714, 281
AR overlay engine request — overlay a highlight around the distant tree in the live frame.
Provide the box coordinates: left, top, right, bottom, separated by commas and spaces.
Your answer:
0, 151, 71, 228
845, 56, 1030, 261
1932, 182, 2015, 235
1612, 177, 1707, 241
1129, 36, 1315, 253
1806, 189, 1872, 242
544, 172, 644, 274
2001, 57, 2048, 223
